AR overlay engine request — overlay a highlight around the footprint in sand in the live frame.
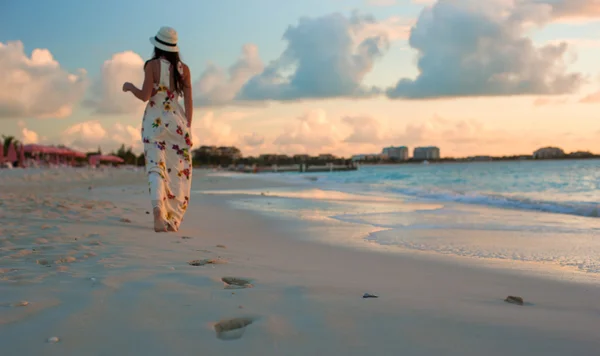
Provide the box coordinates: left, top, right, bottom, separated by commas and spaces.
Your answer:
188, 258, 227, 266
0, 301, 29, 308
222, 277, 253, 289
56, 256, 76, 264
214, 317, 255, 340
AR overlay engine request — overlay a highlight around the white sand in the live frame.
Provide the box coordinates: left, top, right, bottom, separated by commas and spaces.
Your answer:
1, 168, 599, 355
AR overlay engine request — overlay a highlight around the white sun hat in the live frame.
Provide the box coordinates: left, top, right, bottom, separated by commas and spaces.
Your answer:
149, 26, 179, 52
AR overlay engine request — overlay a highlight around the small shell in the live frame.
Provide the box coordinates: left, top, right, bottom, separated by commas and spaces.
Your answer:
47, 336, 59, 343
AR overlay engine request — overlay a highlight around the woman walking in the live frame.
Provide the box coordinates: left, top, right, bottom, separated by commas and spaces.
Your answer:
122, 26, 193, 232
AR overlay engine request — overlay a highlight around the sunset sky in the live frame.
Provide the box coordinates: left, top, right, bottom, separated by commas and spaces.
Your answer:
1, 0, 600, 158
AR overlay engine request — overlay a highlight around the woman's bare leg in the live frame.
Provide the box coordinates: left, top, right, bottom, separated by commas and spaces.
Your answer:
153, 207, 168, 232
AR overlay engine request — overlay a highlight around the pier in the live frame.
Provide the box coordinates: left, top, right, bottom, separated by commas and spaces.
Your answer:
237, 163, 359, 174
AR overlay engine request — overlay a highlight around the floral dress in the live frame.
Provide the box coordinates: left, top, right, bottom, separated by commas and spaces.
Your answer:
141, 58, 193, 231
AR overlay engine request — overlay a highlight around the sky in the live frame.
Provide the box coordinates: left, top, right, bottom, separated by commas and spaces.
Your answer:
1, 0, 600, 158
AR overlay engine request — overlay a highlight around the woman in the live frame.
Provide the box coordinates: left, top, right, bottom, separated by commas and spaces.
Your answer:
122, 26, 193, 232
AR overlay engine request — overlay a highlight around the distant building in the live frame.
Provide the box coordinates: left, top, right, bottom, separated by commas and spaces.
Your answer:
197, 145, 241, 159
382, 146, 409, 161
351, 154, 381, 162
413, 146, 440, 160
533, 147, 565, 159
467, 155, 492, 161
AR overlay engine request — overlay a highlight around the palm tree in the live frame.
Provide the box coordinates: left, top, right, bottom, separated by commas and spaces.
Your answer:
1, 135, 20, 152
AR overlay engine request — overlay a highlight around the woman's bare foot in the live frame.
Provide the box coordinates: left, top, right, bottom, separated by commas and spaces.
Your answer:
153, 207, 168, 232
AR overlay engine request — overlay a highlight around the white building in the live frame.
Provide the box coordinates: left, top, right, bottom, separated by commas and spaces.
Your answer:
533, 147, 565, 159
382, 146, 409, 161
413, 146, 440, 160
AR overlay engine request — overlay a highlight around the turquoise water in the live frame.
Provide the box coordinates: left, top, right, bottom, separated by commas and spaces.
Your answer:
294, 160, 600, 218
200, 160, 600, 279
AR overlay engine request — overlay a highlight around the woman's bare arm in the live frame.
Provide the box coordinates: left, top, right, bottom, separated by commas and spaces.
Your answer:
129, 61, 156, 102
183, 64, 193, 127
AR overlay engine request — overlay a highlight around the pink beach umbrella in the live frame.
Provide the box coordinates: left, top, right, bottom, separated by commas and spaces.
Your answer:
89, 154, 124, 165
19, 144, 25, 167
6, 142, 17, 163
103, 155, 125, 163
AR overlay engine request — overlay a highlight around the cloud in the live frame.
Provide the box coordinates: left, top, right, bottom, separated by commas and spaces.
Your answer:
237, 12, 390, 102
389, 115, 518, 157
84, 51, 145, 115
579, 91, 600, 103
17, 121, 41, 144
265, 111, 529, 157
365, 0, 397, 6
193, 44, 264, 107
547, 0, 600, 19
0, 41, 87, 119
241, 132, 265, 147
386, 0, 585, 99
273, 109, 343, 153
353, 15, 412, 42
61, 120, 141, 153
342, 115, 389, 143
21, 127, 40, 144
533, 97, 569, 106
190, 111, 240, 148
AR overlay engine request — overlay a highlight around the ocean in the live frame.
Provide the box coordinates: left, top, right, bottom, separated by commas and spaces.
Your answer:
200, 160, 600, 282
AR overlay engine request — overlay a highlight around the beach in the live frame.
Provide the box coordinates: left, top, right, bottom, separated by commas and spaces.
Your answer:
1, 167, 600, 356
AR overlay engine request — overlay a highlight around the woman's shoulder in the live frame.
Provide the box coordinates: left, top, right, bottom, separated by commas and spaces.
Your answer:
178, 61, 191, 76
179, 61, 190, 71
144, 58, 161, 69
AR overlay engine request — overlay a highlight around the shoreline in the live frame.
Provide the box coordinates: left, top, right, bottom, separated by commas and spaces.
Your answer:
197, 173, 600, 286
1, 168, 600, 355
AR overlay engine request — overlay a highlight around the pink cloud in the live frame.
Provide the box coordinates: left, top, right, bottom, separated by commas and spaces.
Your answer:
579, 91, 600, 103
533, 97, 570, 106
84, 51, 146, 115
0, 41, 87, 119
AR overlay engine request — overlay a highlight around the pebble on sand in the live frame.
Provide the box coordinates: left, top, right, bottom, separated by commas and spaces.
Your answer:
216, 244, 226, 249
222, 277, 253, 289
47, 337, 59, 343
505, 296, 524, 306
363, 293, 379, 298
119, 218, 132, 223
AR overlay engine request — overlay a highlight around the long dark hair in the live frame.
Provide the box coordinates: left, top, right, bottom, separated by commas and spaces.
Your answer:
144, 47, 185, 95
